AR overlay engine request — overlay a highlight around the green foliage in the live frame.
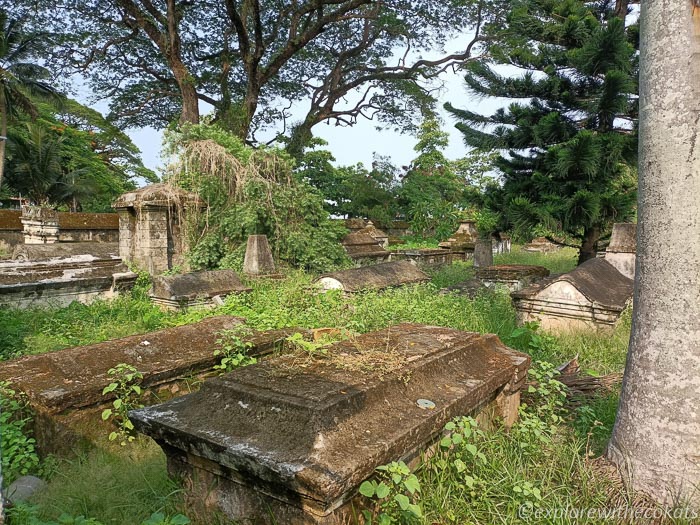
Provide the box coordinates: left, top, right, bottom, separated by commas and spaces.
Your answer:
212, 327, 257, 373
7, 503, 189, 525
359, 461, 422, 524
446, 1, 638, 260
166, 124, 350, 273
5, 98, 153, 211
398, 118, 466, 239
101, 364, 144, 446
0, 381, 40, 485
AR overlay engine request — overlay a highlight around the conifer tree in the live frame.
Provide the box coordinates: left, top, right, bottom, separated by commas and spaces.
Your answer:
445, 0, 638, 263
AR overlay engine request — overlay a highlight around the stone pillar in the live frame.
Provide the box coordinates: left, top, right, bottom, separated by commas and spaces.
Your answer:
243, 235, 277, 276
20, 206, 59, 244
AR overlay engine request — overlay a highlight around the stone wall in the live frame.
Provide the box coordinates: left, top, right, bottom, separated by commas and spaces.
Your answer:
0, 210, 118, 250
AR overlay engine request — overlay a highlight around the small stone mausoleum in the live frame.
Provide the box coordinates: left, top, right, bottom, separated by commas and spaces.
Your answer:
512, 257, 633, 331
113, 184, 203, 275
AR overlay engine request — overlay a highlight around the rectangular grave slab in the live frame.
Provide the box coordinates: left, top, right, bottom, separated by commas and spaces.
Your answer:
475, 265, 550, 292
316, 260, 429, 293
130, 323, 530, 524
0, 316, 308, 455
151, 270, 252, 310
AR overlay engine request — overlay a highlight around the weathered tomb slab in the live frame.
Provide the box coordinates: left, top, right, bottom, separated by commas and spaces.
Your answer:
389, 248, 453, 268
243, 235, 278, 277
11, 242, 119, 262
130, 323, 530, 524
512, 258, 633, 331
0, 243, 133, 309
604, 222, 636, 279
341, 232, 389, 265
0, 316, 308, 454
475, 265, 550, 292
151, 270, 252, 310
316, 260, 429, 293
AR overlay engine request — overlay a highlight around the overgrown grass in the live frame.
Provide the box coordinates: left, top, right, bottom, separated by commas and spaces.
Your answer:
0, 250, 637, 524
494, 245, 579, 274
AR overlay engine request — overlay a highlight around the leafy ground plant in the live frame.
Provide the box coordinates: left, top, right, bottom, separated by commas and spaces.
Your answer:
359, 461, 422, 524
101, 364, 144, 445
212, 327, 257, 373
6, 504, 190, 525
0, 381, 41, 485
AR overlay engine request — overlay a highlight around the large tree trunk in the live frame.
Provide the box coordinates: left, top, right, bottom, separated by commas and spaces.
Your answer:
577, 225, 600, 265
607, 1, 700, 507
173, 62, 199, 125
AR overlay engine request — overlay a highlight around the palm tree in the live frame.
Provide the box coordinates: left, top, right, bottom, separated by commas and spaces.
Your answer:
0, 9, 60, 192
7, 123, 63, 204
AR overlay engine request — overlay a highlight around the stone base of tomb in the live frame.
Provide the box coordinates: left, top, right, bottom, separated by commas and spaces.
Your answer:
131, 323, 529, 524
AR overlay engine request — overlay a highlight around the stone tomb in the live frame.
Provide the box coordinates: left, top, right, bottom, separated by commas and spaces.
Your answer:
130, 323, 530, 524
355, 221, 389, 249
113, 184, 203, 275
523, 237, 560, 253
151, 270, 252, 310
20, 206, 59, 244
389, 248, 453, 268
0, 243, 136, 309
0, 316, 306, 455
340, 232, 389, 265
438, 220, 478, 255
604, 222, 636, 280
316, 260, 429, 293
475, 265, 550, 292
511, 257, 633, 331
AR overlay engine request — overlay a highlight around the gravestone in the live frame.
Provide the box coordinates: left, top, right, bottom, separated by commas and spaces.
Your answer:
0, 316, 308, 455
20, 206, 59, 244
604, 223, 636, 280
473, 238, 494, 267
243, 235, 277, 276
113, 184, 203, 275
475, 265, 550, 292
0, 243, 136, 309
512, 257, 633, 331
151, 270, 252, 310
316, 260, 429, 292
130, 323, 530, 524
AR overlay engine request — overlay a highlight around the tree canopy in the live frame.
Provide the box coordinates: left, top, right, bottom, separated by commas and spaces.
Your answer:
20, 0, 502, 154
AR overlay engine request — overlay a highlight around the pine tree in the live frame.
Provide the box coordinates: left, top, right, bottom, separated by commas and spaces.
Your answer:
445, 0, 638, 263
